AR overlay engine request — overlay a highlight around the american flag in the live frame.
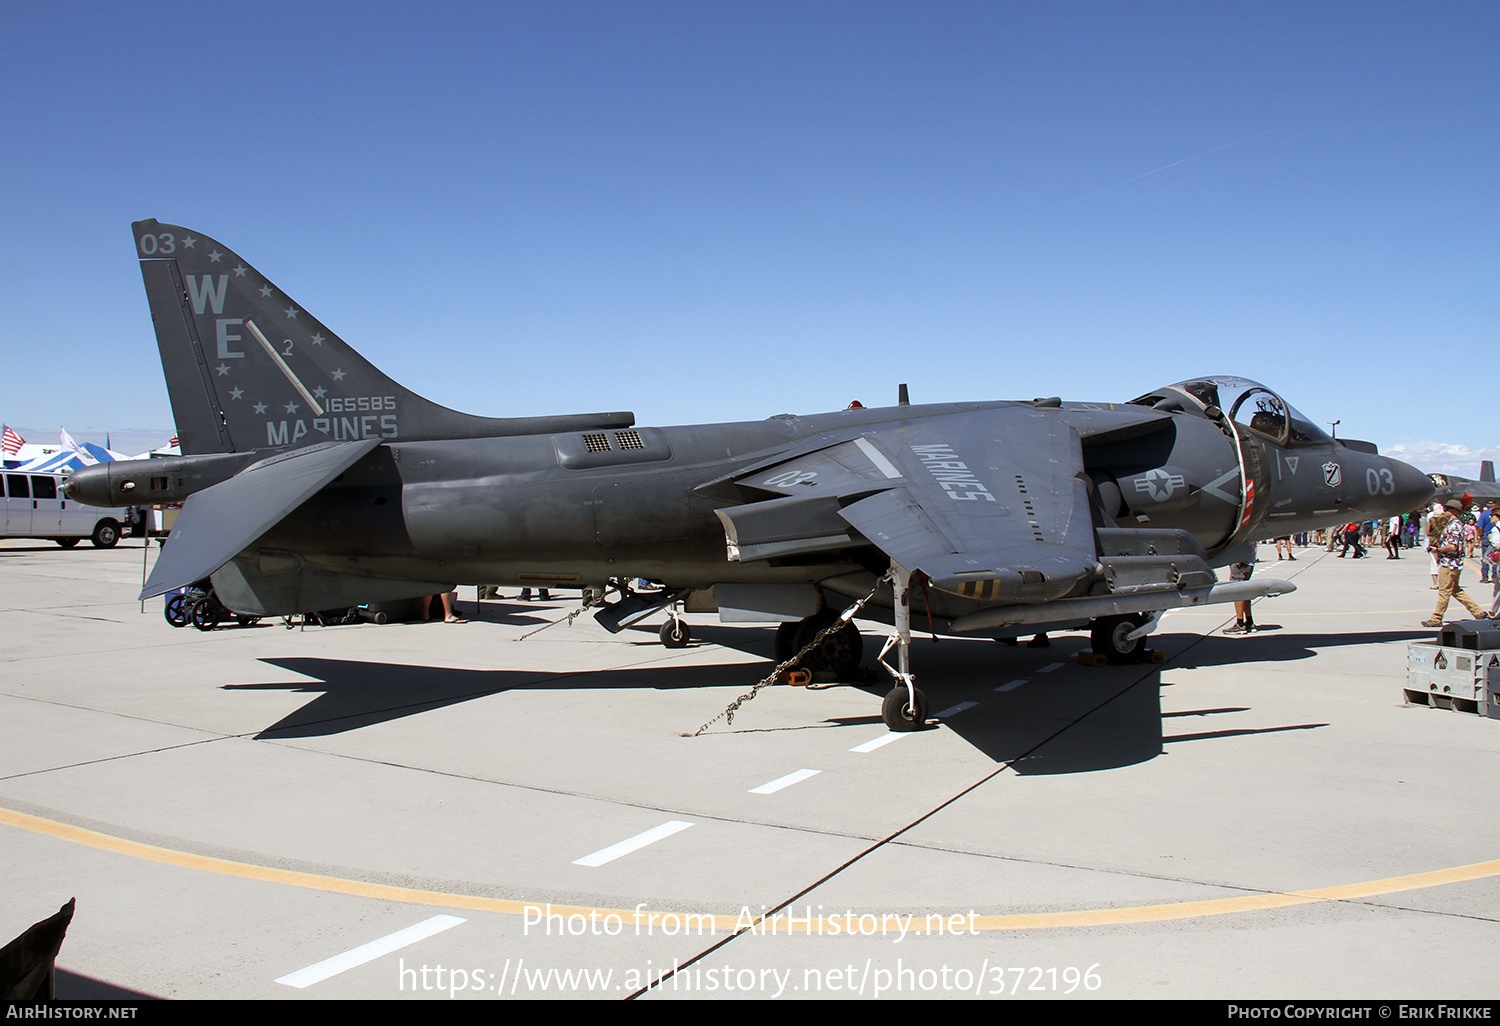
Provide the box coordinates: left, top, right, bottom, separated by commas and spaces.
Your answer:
168, 434, 179, 448
2, 425, 23, 456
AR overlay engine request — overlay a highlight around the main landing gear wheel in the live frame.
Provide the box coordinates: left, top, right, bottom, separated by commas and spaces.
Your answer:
789, 615, 863, 678
774, 621, 799, 663
1091, 613, 1148, 664
660, 618, 691, 648
881, 685, 929, 731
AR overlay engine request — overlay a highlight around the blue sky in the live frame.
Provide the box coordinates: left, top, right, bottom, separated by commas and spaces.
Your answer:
2, 0, 1495, 471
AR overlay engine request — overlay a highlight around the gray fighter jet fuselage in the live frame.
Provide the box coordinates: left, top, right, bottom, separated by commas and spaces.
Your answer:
1426, 463, 1500, 508
65, 220, 1434, 730
143, 401, 1401, 585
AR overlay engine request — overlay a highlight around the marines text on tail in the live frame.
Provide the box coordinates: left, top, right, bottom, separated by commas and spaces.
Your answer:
66, 220, 1434, 730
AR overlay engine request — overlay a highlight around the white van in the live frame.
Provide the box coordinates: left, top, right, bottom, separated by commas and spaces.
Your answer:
3, 471, 133, 548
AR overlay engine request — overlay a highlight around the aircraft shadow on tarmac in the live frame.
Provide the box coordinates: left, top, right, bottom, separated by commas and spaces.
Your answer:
54, 969, 158, 1000
225, 619, 1428, 775
231, 657, 765, 740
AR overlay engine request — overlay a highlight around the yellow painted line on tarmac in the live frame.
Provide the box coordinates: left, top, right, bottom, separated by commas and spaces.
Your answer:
969, 860, 1500, 929
0, 807, 561, 917
5, 805, 1498, 932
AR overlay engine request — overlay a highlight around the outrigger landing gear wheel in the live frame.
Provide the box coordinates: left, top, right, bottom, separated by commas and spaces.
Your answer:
1090, 613, 1148, 664
881, 685, 929, 731
660, 618, 691, 647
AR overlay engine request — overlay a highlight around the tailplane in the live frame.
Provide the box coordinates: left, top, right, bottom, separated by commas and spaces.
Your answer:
133, 220, 632, 455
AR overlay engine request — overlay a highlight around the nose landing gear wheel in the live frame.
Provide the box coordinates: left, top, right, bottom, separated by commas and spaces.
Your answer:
881, 685, 929, 731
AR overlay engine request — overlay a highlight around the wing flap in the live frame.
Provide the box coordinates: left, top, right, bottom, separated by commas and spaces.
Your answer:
140, 439, 381, 600
713, 493, 860, 562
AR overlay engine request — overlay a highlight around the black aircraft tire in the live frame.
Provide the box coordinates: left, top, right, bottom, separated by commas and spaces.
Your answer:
91, 520, 119, 548
881, 686, 929, 731
55, 537, 80, 548
164, 593, 189, 628
189, 597, 221, 632
774, 621, 799, 664
790, 617, 863, 678
1091, 613, 1147, 664
660, 619, 691, 647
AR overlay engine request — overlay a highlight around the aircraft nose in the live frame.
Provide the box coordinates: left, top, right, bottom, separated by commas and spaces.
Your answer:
1387, 457, 1436, 512
63, 464, 116, 507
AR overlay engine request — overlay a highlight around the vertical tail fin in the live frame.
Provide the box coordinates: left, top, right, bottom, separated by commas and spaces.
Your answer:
133, 220, 633, 455
1482, 460, 1495, 483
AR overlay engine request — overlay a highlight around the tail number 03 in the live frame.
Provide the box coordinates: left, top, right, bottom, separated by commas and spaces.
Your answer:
138, 233, 178, 255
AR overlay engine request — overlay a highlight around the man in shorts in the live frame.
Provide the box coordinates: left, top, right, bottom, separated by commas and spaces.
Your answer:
1224, 552, 1257, 634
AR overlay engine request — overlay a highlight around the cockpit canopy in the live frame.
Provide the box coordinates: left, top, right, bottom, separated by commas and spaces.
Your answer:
1129, 377, 1332, 448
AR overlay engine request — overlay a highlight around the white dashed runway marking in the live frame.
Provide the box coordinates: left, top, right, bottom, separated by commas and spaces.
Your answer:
572, 821, 694, 867
275, 914, 466, 988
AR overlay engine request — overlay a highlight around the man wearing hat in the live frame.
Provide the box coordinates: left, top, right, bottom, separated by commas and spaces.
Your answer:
1423, 497, 1489, 627
1480, 500, 1497, 585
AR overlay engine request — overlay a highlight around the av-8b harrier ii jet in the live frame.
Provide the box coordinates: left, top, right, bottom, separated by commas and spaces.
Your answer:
67, 220, 1434, 730
1427, 463, 1500, 508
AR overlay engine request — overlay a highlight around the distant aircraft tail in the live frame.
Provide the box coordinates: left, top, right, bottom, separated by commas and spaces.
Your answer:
132, 220, 633, 455
1482, 460, 1495, 483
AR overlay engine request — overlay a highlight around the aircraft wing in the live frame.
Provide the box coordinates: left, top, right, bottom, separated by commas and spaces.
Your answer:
141, 439, 381, 600
716, 407, 1103, 604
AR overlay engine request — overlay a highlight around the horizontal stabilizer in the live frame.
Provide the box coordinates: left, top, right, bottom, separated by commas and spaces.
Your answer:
140, 439, 380, 600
